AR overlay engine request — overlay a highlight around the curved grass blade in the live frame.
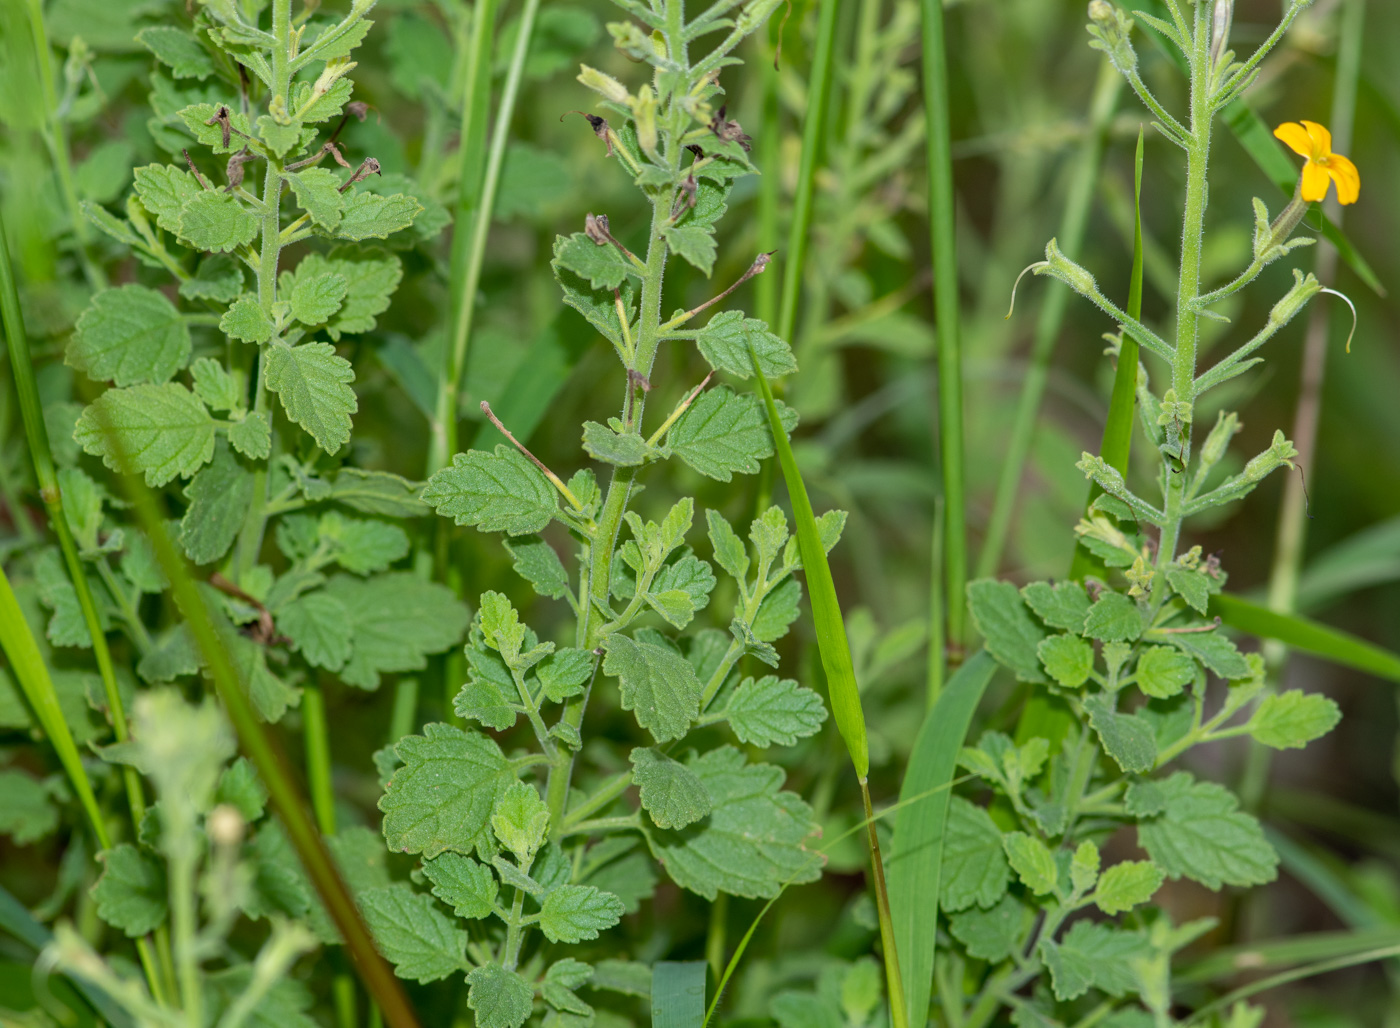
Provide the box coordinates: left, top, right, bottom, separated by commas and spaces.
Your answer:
919, 0, 967, 650
888, 651, 996, 1028
1210, 593, 1400, 684
92, 427, 422, 1028
749, 350, 906, 1026
1183, 943, 1400, 1026
1070, 125, 1144, 582
652, 962, 707, 1028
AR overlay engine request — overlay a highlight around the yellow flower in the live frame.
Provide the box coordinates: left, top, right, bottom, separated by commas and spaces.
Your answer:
1273, 120, 1360, 205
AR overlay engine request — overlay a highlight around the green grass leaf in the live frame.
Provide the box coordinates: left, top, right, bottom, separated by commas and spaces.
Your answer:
653, 961, 707, 1028
69, 285, 190, 386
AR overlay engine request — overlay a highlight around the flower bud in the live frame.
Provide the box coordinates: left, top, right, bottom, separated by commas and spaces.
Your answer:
1087, 1, 1137, 76
607, 20, 651, 62
577, 65, 630, 105
1041, 238, 1097, 298
1269, 268, 1322, 326
631, 85, 659, 155
736, 0, 785, 36
1200, 410, 1240, 468
1242, 430, 1298, 482
313, 56, 358, 99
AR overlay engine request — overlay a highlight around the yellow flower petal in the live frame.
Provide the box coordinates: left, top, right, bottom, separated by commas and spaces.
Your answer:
1301, 120, 1333, 158
1327, 153, 1361, 205
1300, 161, 1330, 203
1274, 121, 1314, 159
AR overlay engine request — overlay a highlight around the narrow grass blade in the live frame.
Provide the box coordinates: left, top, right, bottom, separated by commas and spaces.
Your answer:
919, 0, 967, 650
925, 499, 945, 709
652, 962, 706, 1028
95, 441, 421, 1028
1135, 0, 1382, 297
1178, 925, 1400, 984
1183, 944, 1400, 1026
889, 651, 995, 1028
977, 60, 1122, 580
0, 883, 135, 1028
776, 0, 841, 344
749, 352, 905, 1024
1210, 593, 1400, 684
1069, 125, 1144, 582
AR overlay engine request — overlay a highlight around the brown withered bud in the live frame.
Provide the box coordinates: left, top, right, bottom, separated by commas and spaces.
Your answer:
338, 157, 381, 193
224, 149, 261, 192
671, 173, 698, 218
686, 144, 705, 160
562, 110, 614, 156
708, 105, 752, 152
584, 213, 612, 246
205, 105, 234, 149
182, 149, 212, 190
627, 368, 652, 393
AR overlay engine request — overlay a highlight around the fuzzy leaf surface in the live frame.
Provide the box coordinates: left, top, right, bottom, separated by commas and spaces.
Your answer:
602, 633, 701, 743
1126, 772, 1277, 888
359, 884, 467, 983
379, 723, 512, 858
630, 747, 711, 829
265, 342, 357, 453
425, 446, 558, 535
74, 383, 215, 486
70, 285, 190, 386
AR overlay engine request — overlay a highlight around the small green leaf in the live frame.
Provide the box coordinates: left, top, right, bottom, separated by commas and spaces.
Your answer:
535, 648, 594, 703
0, 771, 58, 844
178, 102, 254, 155
215, 757, 267, 822
662, 224, 717, 275
553, 232, 636, 289
93, 844, 168, 936
278, 592, 353, 671
491, 781, 550, 867
647, 555, 716, 630
137, 26, 214, 78
1021, 580, 1092, 632
667, 386, 796, 482
695, 311, 797, 379
379, 722, 512, 859
229, 411, 271, 459
265, 342, 357, 453
1166, 567, 1211, 614
1135, 645, 1195, 699
467, 963, 535, 1028
336, 192, 422, 240
723, 675, 827, 746
1094, 860, 1164, 915
644, 746, 821, 900
1247, 690, 1341, 750
1125, 772, 1278, 889
133, 164, 201, 233
1040, 921, 1149, 1001
1162, 629, 1252, 680
540, 885, 625, 943
504, 536, 569, 600
705, 509, 749, 581
1003, 831, 1058, 896
75, 383, 216, 486
256, 114, 302, 157
290, 269, 348, 326
1037, 634, 1094, 687
220, 295, 275, 343
190, 357, 239, 411
180, 440, 253, 564
288, 168, 346, 231
1071, 840, 1100, 896
583, 421, 650, 466
602, 633, 701, 743
630, 747, 711, 829
967, 579, 1047, 683
422, 852, 498, 920
179, 190, 259, 252
948, 894, 1028, 963
359, 884, 467, 983
453, 677, 517, 731
1083, 694, 1157, 773
939, 796, 1010, 912
1083, 592, 1143, 642
424, 446, 558, 535
69, 285, 191, 386
180, 254, 244, 303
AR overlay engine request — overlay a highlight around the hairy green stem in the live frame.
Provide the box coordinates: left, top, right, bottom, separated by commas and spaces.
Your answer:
302, 680, 337, 835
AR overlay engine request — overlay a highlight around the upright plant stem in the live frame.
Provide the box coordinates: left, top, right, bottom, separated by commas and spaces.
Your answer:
976, 61, 1122, 579
1248, 0, 1364, 809
753, 37, 781, 329
23, 0, 104, 292
432, 0, 537, 475
775, 0, 840, 345
0, 208, 168, 1007
919, 0, 966, 656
